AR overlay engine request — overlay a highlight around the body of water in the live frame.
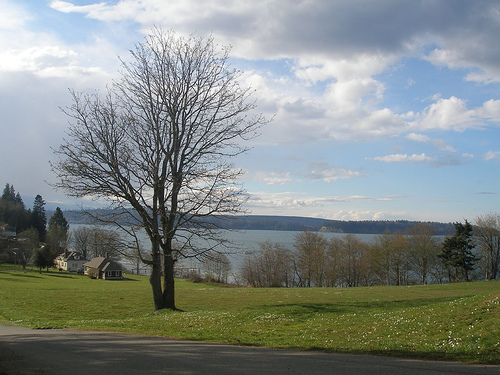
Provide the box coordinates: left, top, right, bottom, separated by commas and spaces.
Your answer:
211, 229, 376, 268
70, 224, 378, 275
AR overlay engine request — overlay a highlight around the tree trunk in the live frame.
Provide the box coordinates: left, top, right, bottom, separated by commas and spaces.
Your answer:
163, 253, 176, 310
150, 243, 164, 311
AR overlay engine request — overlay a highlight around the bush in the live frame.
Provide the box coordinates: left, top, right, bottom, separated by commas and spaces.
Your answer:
87, 268, 99, 279
188, 271, 203, 283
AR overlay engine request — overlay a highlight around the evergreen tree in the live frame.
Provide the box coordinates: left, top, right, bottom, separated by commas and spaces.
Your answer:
1, 183, 15, 202
0, 183, 29, 232
48, 207, 69, 234
30, 195, 47, 242
439, 220, 477, 282
14, 193, 24, 207
34, 246, 53, 273
46, 207, 69, 256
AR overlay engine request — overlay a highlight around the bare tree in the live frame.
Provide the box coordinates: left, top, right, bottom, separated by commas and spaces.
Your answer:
474, 213, 500, 280
71, 226, 91, 259
406, 223, 441, 285
71, 226, 122, 259
336, 234, 369, 287
203, 253, 231, 283
52, 28, 264, 310
324, 237, 343, 287
370, 231, 395, 286
17, 228, 40, 269
370, 231, 409, 286
240, 241, 293, 287
295, 231, 328, 287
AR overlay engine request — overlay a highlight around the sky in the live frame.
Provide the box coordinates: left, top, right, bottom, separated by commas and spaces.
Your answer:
1, 0, 500, 223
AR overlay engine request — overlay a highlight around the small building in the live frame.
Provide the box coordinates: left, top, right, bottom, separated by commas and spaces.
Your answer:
83, 255, 124, 280
0, 224, 17, 239
54, 250, 87, 272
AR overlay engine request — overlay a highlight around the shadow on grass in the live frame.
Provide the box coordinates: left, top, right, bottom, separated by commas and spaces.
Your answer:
0, 272, 43, 280
265, 296, 461, 317
46, 274, 78, 279
113, 277, 140, 282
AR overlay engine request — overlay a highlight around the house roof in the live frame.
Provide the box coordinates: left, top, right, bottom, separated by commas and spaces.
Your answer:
0, 231, 17, 239
55, 251, 86, 262
83, 257, 123, 271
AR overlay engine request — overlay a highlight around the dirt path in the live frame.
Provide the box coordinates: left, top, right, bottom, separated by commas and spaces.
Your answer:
1, 324, 499, 375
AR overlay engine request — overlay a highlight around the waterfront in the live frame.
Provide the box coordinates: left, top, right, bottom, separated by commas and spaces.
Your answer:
69, 224, 378, 276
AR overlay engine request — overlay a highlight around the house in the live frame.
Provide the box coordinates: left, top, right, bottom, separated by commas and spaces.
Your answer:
54, 250, 87, 272
83, 255, 124, 280
0, 224, 16, 239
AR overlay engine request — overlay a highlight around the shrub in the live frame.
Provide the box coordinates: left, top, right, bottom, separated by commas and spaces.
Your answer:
87, 268, 99, 279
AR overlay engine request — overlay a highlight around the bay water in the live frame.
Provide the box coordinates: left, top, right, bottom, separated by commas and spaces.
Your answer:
70, 224, 376, 275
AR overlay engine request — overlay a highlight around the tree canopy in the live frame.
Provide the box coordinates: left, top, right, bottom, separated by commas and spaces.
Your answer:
51, 28, 264, 310
0, 183, 29, 232
30, 195, 47, 242
48, 207, 69, 234
439, 220, 477, 282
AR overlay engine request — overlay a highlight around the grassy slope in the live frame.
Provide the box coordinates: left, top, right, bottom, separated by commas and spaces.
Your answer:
0, 264, 499, 364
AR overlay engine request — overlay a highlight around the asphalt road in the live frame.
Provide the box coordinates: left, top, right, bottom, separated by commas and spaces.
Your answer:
0, 324, 499, 375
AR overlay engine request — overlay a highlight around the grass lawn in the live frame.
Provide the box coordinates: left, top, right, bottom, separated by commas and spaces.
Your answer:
0, 264, 499, 364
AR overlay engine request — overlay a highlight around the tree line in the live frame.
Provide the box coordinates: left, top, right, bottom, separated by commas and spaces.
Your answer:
240, 217, 500, 287
0, 183, 72, 271
0, 183, 132, 273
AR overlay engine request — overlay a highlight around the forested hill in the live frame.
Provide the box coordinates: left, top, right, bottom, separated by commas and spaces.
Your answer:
61, 210, 454, 235
318, 220, 454, 235
204, 215, 454, 235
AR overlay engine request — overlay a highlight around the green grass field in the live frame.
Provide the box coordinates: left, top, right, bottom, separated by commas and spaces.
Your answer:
1, 264, 499, 364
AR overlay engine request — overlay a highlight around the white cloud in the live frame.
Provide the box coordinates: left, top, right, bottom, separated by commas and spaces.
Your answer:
0, 0, 32, 30
50, 1, 142, 21
484, 151, 500, 161
476, 99, 500, 121
370, 153, 431, 163
407, 133, 430, 143
325, 77, 385, 112
244, 192, 402, 220
246, 191, 391, 216
50, 1, 107, 14
305, 162, 364, 183
408, 97, 500, 135
406, 132, 456, 152
253, 171, 292, 185
0, 46, 75, 73
48, 1, 500, 84
2, 0, 500, 222
326, 210, 401, 221
294, 54, 395, 83
413, 96, 476, 131
46, 1, 500, 145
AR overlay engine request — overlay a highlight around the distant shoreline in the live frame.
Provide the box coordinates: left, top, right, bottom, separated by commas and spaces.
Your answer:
56, 210, 454, 236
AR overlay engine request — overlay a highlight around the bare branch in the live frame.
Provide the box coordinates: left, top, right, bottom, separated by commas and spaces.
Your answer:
51, 28, 267, 310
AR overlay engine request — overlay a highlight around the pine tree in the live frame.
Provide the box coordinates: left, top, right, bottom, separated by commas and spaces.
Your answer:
0, 183, 29, 231
48, 207, 69, 234
30, 195, 47, 242
14, 193, 24, 207
46, 207, 69, 256
439, 220, 477, 282
1, 183, 16, 202
34, 246, 53, 273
